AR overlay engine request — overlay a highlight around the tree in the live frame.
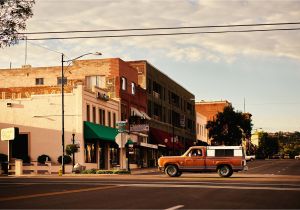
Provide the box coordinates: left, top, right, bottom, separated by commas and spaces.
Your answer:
256, 132, 279, 159
0, 0, 35, 48
206, 105, 252, 146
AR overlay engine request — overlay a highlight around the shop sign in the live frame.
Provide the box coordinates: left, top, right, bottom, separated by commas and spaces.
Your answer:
116, 121, 127, 133
128, 147, 134, 154
130, 124, 149, 132
1, 127, 19, 141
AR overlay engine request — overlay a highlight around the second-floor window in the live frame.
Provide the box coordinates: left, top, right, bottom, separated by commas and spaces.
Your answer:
86, 104, 90, 122
121, 77, 127, 91
131, 82, 136, 95
86, 75, 105, 89
57, 77, 67, 85
35, 78, 44, 85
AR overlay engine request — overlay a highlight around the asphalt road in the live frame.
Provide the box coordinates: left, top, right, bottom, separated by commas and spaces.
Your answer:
0, 159, 299, 209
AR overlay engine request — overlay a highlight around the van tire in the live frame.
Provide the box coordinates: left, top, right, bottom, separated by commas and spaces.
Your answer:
175, 171, 182, 177
218, 165, 233, 178
165, 165, 179, 177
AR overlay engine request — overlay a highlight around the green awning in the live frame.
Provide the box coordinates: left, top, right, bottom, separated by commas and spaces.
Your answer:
126, 139, 134, 145
84, 121, 118, 142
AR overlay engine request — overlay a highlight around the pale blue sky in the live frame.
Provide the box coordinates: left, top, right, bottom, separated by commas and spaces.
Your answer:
1, 0, 300, 132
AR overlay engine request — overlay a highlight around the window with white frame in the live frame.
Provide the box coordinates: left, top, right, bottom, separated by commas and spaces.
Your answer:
121, 77, 127, 91
131, 82, 136, 95
86, 75, 105, 89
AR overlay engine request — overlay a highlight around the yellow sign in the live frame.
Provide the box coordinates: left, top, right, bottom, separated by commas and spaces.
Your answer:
1, 127, 18, 141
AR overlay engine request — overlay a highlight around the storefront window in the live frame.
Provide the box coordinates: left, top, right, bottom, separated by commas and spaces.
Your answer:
129, 147, 140, 164
85, 142, 96, 163
110, 147, 119, 166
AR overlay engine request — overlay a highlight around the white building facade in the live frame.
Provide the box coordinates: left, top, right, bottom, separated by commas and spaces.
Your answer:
0, 84, 123, 172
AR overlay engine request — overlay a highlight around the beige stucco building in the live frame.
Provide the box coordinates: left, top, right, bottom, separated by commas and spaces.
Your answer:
0, 83, 124, 172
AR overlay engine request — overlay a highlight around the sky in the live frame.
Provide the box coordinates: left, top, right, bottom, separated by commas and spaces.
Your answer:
1, 0, 300, 132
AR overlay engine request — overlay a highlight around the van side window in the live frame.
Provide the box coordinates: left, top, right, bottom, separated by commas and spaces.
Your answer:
215, 149, 234, 157
189, 149, 202, 157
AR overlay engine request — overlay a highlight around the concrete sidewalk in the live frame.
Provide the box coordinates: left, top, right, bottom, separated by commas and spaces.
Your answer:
130, 167, 158, 175
0, 167, 160, 177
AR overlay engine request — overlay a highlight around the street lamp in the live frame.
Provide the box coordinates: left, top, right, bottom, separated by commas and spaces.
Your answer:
171, 97, 175, 155
61, 52, 101, 174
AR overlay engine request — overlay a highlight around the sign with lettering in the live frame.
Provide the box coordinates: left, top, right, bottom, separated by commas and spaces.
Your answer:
1, 127, 19, 141
130, 124, 149, 132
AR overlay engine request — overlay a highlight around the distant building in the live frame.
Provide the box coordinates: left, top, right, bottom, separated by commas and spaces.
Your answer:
196, 112, 209, 145
195, 100, 231, 121
195, 100, 231, 145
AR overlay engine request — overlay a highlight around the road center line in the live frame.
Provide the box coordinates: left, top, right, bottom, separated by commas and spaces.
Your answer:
0, 185, 121, 202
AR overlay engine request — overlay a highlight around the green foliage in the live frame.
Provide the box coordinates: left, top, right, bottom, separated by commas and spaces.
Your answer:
256, 132, 279, 159
96, 170, 114, 174
57, 155, 72, 164
81, 169, 131, 174
275, 132, 300, 158
0, 0, 35, 48
206, 105, 253, 146
37, 154, 51, 164
65, 144, 79, 156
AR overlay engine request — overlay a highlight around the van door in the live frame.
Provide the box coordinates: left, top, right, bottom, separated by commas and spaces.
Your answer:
184, 148, 206, 171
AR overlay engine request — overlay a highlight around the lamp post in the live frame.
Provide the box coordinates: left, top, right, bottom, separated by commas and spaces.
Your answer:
61, 52, 101, 174
171, 98, 175, 155
72, 133, 75, 167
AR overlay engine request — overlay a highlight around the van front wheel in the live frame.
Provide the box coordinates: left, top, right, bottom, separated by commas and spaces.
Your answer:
165, 165, 179, 177
218, 165, 233, 177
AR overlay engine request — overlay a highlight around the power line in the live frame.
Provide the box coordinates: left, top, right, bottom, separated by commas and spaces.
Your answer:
19, 21, 300, 35
24, 27, 300, 41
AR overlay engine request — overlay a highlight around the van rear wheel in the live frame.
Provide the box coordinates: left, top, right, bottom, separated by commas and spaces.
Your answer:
165, 165, 178, 177
218, 165, 233, 177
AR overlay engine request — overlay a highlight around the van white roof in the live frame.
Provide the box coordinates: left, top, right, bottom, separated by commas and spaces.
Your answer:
207, 146, 243, 150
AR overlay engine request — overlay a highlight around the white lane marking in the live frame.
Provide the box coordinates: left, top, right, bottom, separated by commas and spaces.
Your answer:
2, 181, 300, 187
165, 205, 184, 210
120, 183, 300, 191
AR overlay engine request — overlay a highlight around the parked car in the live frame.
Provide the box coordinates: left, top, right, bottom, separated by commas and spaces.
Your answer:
271, 154, 281, 159
245, 155, 255, 161
295, 155, 300, 160
158, 146, 247, 178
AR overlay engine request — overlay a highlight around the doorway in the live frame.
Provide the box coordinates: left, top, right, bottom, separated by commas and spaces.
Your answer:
10, 134, 29, 163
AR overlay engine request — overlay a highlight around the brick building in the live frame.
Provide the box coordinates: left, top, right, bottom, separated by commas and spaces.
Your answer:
195, 100, 231, 145
128, 61, 196, 155
0, 58, 153, 170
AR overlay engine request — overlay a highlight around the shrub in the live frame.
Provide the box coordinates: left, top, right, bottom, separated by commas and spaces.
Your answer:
80, 169, 131, 175
0, 153, 8, 162
96, 170, 113, 174
57, 155, 72, 164
21, 155, 31, 163
37, 154, 51, 164
114, 170, 131, 174
66, 144, 79, 156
